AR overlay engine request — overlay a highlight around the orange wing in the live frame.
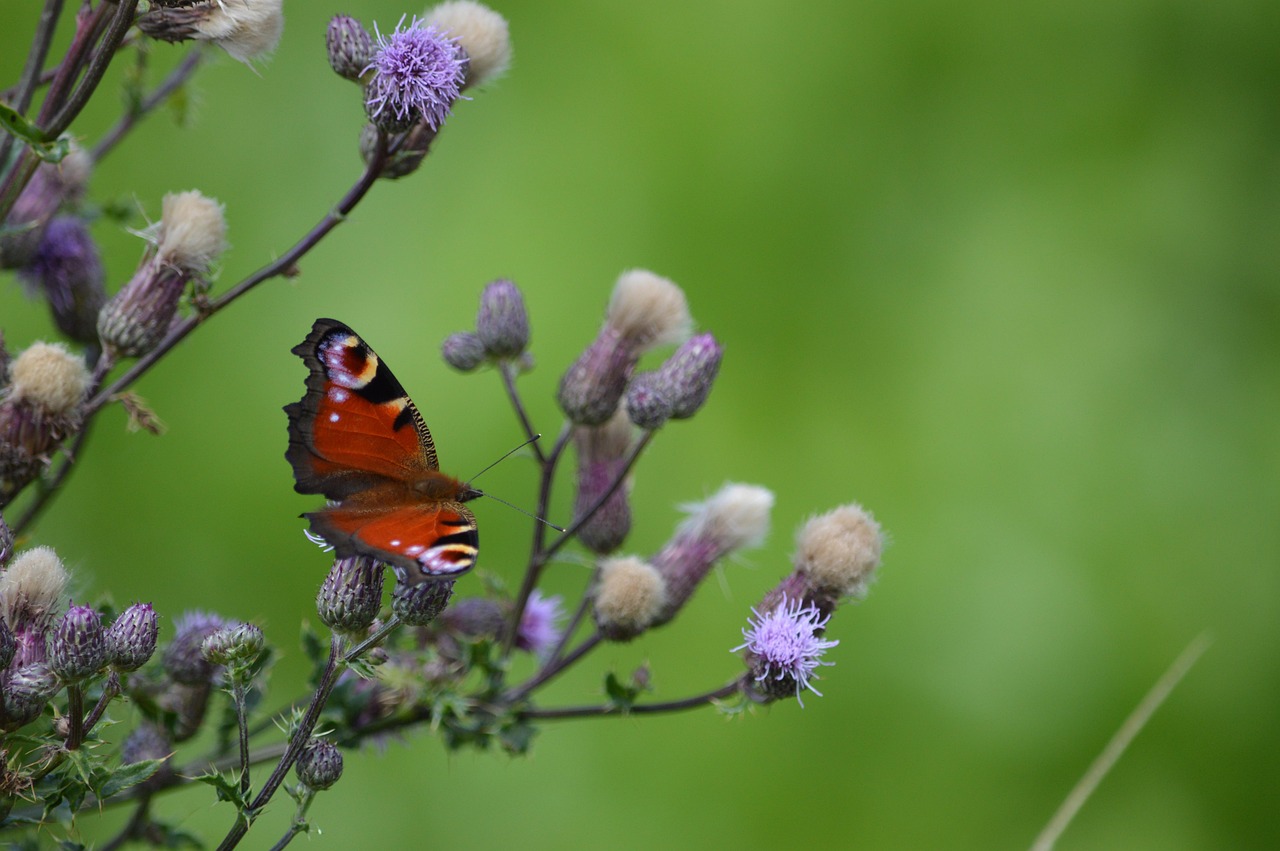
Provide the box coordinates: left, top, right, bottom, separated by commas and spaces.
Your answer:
306, 498, 479, 581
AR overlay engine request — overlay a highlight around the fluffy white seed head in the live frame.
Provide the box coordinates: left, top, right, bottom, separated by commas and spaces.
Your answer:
594, 556, 667, 638
677, 483, 774, 553
8, 341, 90, 415
794, 503, 884, 598
425, 1, 512, 87
156, 190, 227, 273
0, 546, 69, 631
605, 269, 691, 350
195, 0, 284, 63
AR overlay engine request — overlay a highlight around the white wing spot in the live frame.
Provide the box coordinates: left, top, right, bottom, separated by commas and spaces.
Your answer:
406, 544, 424, 556
328, 387, 350, 403
389, 539, 401, 547
329, 413, 340, 422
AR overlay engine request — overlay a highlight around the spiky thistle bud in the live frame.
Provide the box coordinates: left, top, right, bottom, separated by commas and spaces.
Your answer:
392, 579, 454, 626
364, 17, 466, 134
0, 148, 91, 270
734, 594, 838, 707
97, 190, 226, 358
652, 483, 773, 626
558, 270, 691, 425
18, 216, 107, 345
476, 279, 530, 358
624, 371, 672, 430
136, 0, 284, 64
106, 602, 159, 672
296, 738, 344, 791
424, 1, 511, 90
327, 15, 375, 81
47, 604, 106, 684
655, 332, 722, 419
0, 546, 69, 668
439, 596, 505, 638
316, 556, 385, 634
572, 408, 635, 554
0, 341, 90, 507
201, 622, 264, 668
162, 611, 226, 685
441, 330, 486, 372
1, 662, 58, 728
593, 556, 667, 641
514, 590, 563, 660
121, 723, 175, 790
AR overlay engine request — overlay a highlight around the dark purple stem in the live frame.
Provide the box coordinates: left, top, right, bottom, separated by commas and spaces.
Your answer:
521, 678, 744, 720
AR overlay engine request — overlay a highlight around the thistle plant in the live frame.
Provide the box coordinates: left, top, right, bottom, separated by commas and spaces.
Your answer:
0, 3, 886, 847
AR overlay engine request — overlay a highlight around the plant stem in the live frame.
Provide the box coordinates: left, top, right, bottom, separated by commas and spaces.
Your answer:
65, 683, 85, 750
505, 631, 602, 703
0, 0, 66, 175
232, 684, 252, 799
41, 0, 140, 142
81, 671, 120, 736
498, 361, 546, 465
267, 789, 316, 851
520, 678, 744, 720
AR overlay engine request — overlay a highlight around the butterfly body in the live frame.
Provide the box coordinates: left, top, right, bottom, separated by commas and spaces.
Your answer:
285, 318, 480, 582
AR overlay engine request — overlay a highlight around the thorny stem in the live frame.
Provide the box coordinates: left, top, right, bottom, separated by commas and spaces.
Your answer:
65, 684, 85, 750
232, 684, 252, 800
92, 47, 204, 163
267, 788, 316, 851
86, 132, 392, 414
81, 671, 121, 736
520, 678, 744, 720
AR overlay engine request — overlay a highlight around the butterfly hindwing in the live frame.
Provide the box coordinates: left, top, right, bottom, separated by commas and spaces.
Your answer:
286, 318, 481, 583
286, 318, 439, 499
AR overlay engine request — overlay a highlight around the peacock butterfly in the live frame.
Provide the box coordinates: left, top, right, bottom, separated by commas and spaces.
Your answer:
285, 318, 480, 583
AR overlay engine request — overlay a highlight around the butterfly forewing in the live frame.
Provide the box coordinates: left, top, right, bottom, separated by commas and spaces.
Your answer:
285, 318, 479, 582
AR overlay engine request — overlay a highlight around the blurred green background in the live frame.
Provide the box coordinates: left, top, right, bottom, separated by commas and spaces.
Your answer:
3, 0, 1278, 848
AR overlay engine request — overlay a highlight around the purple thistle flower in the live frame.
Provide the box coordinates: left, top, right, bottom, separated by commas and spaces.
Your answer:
733, 595, 839, 707
516, 590, 564, 660
364, 17, 466, 132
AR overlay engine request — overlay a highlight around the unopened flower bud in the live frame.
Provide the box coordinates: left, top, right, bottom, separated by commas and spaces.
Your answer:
162, 611, 226, 685
2, 663, 58, 728
424, 1, 511, 89
794, 503, 884, 600
317, 556, 385, 634
652, 483, 773, 626
439, 596, 505, 638
106, 602, 159, 672
624, 371, 672, 430
476, 279, 529, 358
0, 149, 91, 270
0, 546, 69, 667
593, 556, 667, 641
392, 579, 454, 626
121, 723, 175, 790
558, 270, 691, 425
98, 190, 226, 358
201, 622, 264, 668
137, 0, 284, 64
47, 604, 106, 683
441, 330, 485, 371
18, 217, 107, 345
572, 409, 634, 554
656, 333, 722, 419
327, 15, 374, 81
296, 737, 344, 791
365, 18, 466, 134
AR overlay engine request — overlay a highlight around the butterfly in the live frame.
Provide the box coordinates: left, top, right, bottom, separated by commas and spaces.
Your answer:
285, 318, 481, 583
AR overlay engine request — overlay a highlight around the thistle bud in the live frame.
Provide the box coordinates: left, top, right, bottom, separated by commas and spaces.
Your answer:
476, 279, 530, 358
558, 270, 691, 425
656, 333, 722, 419
327, 15, 374, 81
392, 579, 454, 626
162, 611, 226, 685
0, 546, 69, 668
121, 723, 175, 790
136, 0, 284, 64
1, 663, 58, 728
360, 121, 440, 180
439, 596, 505, 638
0, 149, 91, 270
317, 556, 385, 634
440, 330, 486, 372
652, 483, 773, 626
106, 602, 159, 672
0, 342, 90, 506
624, 371, 672, 430
424, 1, 511, 90
572, 409, 635, 554
296, 737, 344, 791
18, 216, 107, 345
201, 622, 264, 667
0, 617, 15, 669
47, 604, 106, 684
593, 556, 667, 641
98, 190, 226, 359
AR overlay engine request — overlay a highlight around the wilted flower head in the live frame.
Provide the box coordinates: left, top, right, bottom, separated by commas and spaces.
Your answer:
106, 602, 159, 672
558, 269, 692, 426
0, 341, 90, 506
0, 546, 69, 667
572, 408, 635, 554
365, 17, 466, 133
593, 556, 667, 641
476, 279, 530, 358
515, 589, 563, 659
424, 1, 511, 89
18, 216, 107, 344
6, 341, 89, 416
652, 483, 774, 625
137, 0, 284, 64
734, 594, 838, 707
162, 611, 227, 685
47, 604, 106, 684
793, 503, 884, 600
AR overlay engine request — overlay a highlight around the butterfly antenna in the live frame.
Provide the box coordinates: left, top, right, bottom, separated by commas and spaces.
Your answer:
475, 490, 567, 533
467, 434, 543, 483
